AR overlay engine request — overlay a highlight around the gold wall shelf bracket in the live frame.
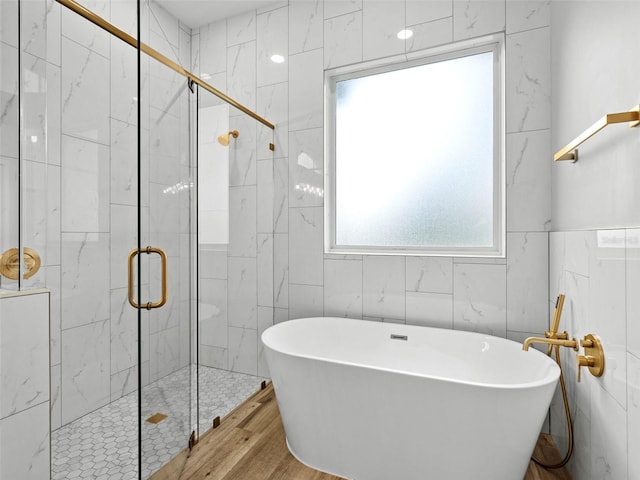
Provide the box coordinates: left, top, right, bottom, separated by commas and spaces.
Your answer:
554, 105, 640, 162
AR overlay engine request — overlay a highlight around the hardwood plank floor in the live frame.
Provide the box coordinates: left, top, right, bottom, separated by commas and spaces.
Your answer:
152, 384, 571, 480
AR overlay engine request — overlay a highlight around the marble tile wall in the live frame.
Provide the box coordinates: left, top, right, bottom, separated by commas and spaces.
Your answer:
0, 291, 50, 480
194, 0, 552, 378
550, 3, 640, 478
549, 229, 639, 479
1, 0, 194, 428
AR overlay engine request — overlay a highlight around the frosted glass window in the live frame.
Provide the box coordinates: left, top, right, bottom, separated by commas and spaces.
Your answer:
327, 43, 503, 256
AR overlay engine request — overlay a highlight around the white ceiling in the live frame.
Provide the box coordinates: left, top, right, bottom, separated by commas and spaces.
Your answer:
153, 0, 280, 29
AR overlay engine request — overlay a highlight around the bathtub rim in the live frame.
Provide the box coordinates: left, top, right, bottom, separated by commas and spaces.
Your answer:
262, 317, 560, 391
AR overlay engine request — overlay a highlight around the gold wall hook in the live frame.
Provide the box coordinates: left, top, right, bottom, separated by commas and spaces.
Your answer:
0, 247, 41, 280
576, 333, 605, 382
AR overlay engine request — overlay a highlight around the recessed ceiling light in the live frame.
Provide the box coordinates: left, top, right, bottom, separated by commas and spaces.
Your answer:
397, 29, 413, 40
270, 54, 285, 64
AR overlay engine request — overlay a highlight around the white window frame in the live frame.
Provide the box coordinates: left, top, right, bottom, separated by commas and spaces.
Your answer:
324, 34, 505, 257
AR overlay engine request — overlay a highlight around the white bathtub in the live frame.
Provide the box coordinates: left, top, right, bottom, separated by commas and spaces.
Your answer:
262, 317, 560, 480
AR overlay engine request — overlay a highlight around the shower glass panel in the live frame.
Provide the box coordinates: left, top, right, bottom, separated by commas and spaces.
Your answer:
196, 86, 274, 435
139, 1, 195, 477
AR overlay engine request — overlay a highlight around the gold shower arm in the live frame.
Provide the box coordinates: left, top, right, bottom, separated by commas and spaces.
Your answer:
554, 105, 640, 162
55, 0, 275, 130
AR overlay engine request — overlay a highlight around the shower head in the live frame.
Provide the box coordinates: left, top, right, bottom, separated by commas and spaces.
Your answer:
217, 130, 239, 146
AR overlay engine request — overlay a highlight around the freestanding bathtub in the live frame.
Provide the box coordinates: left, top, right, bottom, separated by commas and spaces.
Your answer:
262, 317, 560, 480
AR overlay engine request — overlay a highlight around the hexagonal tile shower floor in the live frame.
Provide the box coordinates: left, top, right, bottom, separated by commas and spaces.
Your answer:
51, 366, 264, 480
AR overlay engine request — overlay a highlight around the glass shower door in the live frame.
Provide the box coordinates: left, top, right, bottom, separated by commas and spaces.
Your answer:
137, 4, 195, 477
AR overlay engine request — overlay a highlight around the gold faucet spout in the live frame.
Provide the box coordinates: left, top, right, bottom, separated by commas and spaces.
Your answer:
522, 336, 579, 352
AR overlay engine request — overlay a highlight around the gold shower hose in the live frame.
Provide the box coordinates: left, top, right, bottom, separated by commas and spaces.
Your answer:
532, 294, 573, 469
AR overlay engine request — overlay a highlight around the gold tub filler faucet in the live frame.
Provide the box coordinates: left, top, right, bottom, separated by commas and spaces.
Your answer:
522, 294, 606, 469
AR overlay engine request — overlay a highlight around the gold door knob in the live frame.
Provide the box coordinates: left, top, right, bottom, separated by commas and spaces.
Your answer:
576, 333, 605, 382
0, 247, 41, 280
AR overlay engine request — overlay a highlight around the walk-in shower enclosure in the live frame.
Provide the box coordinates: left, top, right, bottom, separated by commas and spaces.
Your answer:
0, 0, 275, 478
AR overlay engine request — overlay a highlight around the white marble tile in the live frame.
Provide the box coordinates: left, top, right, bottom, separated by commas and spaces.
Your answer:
289, 0, 323, 55
199, 247, 228, 280
22, 0, 61, 65
506, 0, 550, 34
453, 263, 506, 337
110, 119, 138, 207
590, 382, 628, 479
227, 41, 257, 112
229, 114, 257, 186
50, 363, 61, 430
258, 306, 274, 378
289, 128, 323, 208
362, 256, 405, 320
228, 257, 258, 329
0, 44, 19, 160
110, 364, 137, 402
257, 234, 274, 307
228, 10, 257, 46
324, 259, 362, 318
274, 307, 289, 324
148, 2, 180, 58
324, 0, 362, 19
406, 0, 452, 25
148, 111, 181, 186
274, 156, 289, 233
229, 186, 257, 257
61, 0, 109, 57
21, 160, 48, 271
289, 48, 324, 131
453, 0, 505, 41
47, 266, 61, 367
199, 345, 228, 370
0, 402, 50, 480
406, 17, 453, 52
0, 157, 18, 276
46, 62, 62, 166
405, 256, 453, 294
0, 293, 49, 419
548, 231, 565, 300
21, 53, 47, 164
406, 291, 453, 329
589, 229, 627, 407
149, 326, 181, 383
61, 233, 110, 329
0, 0, 18, 47
61, 319, 110, 425
289, 284, 324, 320
564, 230, 591, 277
562, 270, 590, 338
627, 229, 640, 358
228, 327, 257, 375
324, 11, 363, 69
111, 0, 138, 38
506, 129, 552, 231
148, 183, 181, 238
628, 353, 640, 480
289, 207, 324, 285
110, 40, 138, 126
506, 27, 551, 133
506, 232, 548, 334
257, 81, 288, 159
257, 160, 274, 233
257, 7, 288, 87
61, 37, 109, 144
199, 20, 227, 76
199, 278, 227, 348
110, 287, 137, 375
274, 233, 289, 308
61, 135, 110, 232
362, 1, 405, 61
110, 204, 137, 290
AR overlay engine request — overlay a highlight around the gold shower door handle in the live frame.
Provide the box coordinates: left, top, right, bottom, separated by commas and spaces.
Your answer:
128, 246, 168, 310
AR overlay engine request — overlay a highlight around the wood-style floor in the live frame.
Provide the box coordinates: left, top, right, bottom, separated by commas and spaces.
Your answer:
151, 383, 571, 480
